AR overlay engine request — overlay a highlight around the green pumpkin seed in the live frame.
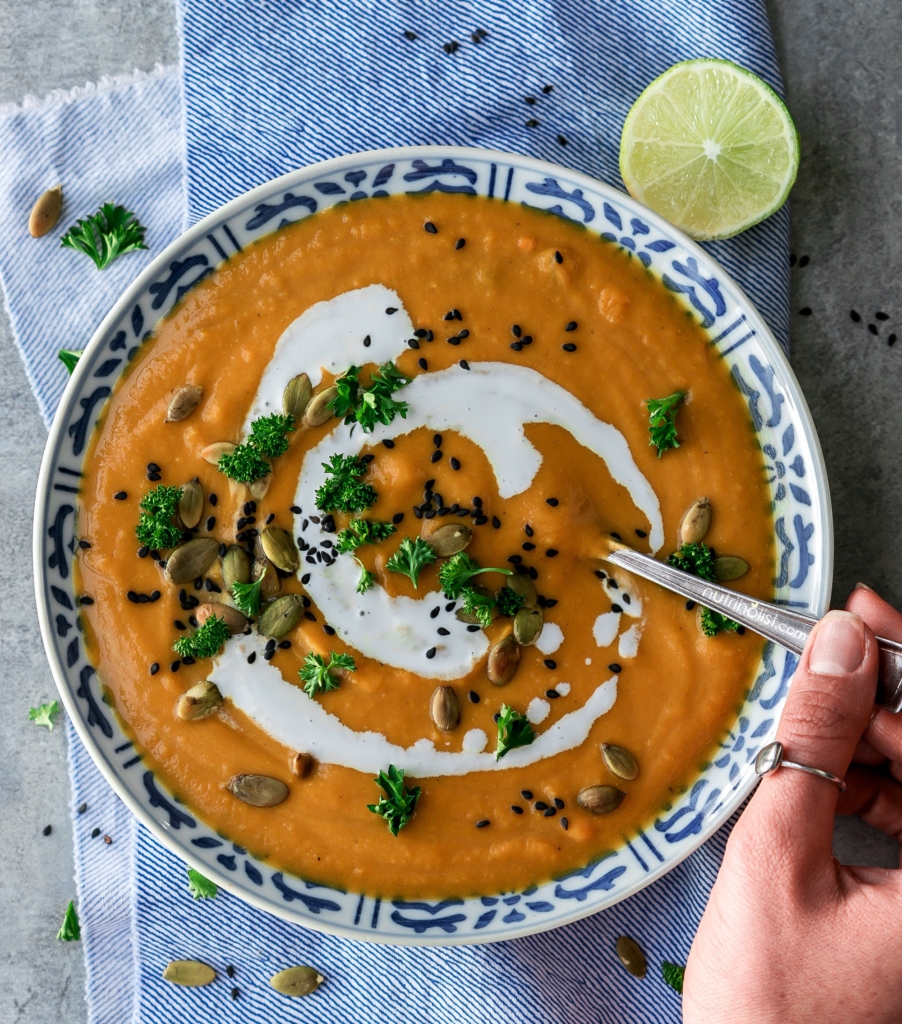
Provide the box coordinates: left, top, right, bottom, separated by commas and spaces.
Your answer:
504, 574, 537, 609
487, 634, 520, 686
269, 965, 325, 997
577, 784, 625, 815
260, 526, 299, 573
253, 557, 282, 596
283, 373, 313, 421
615, 936, 647, 978
257, 594, 304, 638
28, 184, 62, 237
678, 497, 711, 546
714, 555, 749, 581
227, 773, 289, 807
165, 384, 203, 423
303, 386, 337, 427
222, 545, 251, 591
176, 681, 223, 721
196, 602, 248, 634
162, 959, 216, 987
425, 522, 473, 557
202, 441, 236, 464
601, 743, 639, 781
248, 473, 271, 500
165, 537, 219, 585
291, 752, 314, 778
513, 607, 543, 646
455, 585, 497, 624
178, 476, 204, 529
430, 686, 461, 731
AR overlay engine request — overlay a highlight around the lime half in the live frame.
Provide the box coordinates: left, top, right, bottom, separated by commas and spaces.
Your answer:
619, 59, 799, 241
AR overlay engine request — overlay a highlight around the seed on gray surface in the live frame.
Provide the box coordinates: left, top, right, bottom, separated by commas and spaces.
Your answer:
195, 602, 248, 634
425, 522, 472, 556
178, 477, 205, 529
162, 960, 216, 987
513, 607, 543, 646
487, 634, 520, 686
222, 545, 251, 591
202, 441, 236, 465
165, 384, 203, 423
678, 497, 711, 546
248, 473, 272, 500
165, 538, 219, 584
283, 372, 312, 421
303, 386, 337, 427
430, 685, 461, 731
176, 681, 223, 721
615, 936, 647, 978
504, 574, 537, 609
28, 184, 62, 237
269, 965, 325, 997
577, 784, 625, 815
714, 555, 750, 581
601, 743, 639, 781
455, 585, 497, 624
257, 594, 304, 638
290, 752, 314, 778
227, 773, 289, 807
260, 526, 299, 573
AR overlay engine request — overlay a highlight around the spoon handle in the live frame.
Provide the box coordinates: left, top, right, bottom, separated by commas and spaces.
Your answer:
603, 546, 902, 714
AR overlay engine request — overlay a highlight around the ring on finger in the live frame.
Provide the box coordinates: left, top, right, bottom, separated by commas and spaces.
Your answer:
755, 741, 847, 793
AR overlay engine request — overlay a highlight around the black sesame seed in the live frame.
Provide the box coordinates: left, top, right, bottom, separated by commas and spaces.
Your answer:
304, 611, 316, 622
150, 663, 159, 675
431, 450, 442, 463
622, 593, 631, 605
414, 507, 424, 519
78, 539, 91, 549
511, 324, 522, 338
535, 800, 548, 811
359, 456, 374, 466
789, 253, 797, 266
458, 329, 469, 339
247, 652, 256, 664
635, 528, 648, 539
544, 806, 556, 817
408, 337, 420, 349
459, 359, 470, 370
564, 321, 577, 331
868, 323, 879, 335
425, 221, 438, 233
850, 309, 861, 322
363, 334, 371, 347
182, 656, 196, 666
136, 593, 150, 604
278, 640, 291, 649
437, 627, 450, 636
447, 336, 461, 345
876, 311, 889, 321
466, 624, 480, 632
147, 463, 161, 473
544, 659, 556, 669
545, 548, 558, 557
521, 335, 533, 345
426, 647, 437, 659
611, 603, 623, 613
442, 41, 459, 54
126, 591, 138, 603
468, 690, 480, 703
244, 501, 256, 514
560, 817, 569, 831
562, 342, 577, 352
799, 307, 812, 316
520, 790, 533, 801
608, 663, 622, 673
455, 508, 469, 516
209, 494, 218, 506
170, 660, 181, 672
554, 250, 563, 263
403, 29, 416, 40
557, 135, 568, 146
543, 84, 554, 93
114, 490, 127, 500
91, 828, 101, 838
608, 577, 619, 588
545, 689, 559, 699
138, 546, 149, 558
798, 255, 810, 267
445, 601, 456, 611
527, 567, 538, 580
526, 118, 539, 128
889, 334, 897, 346
425, 330, 434, 341
510, 341, 523, 351
475, 819, 490, 828
511, 805, 524, 814
205, 516, 216, 531
386, 306, 398, 315
507, 554, 522, 564
382, 438, 396, 449
685, 600, 696, 610
492, 516, 501, 529
450, 457, 461, 470
455, 238, 466, 249
77, 803, 87, 815
429, 607, 441, 620
417, 357, 428, 369
231, 988, 240, 1001
147, 471, 161, 481
301, 596, 312, 607
522, 541, 535, 550
525, 96, 536, 105
546, 497, 559, 506
737, 626, 746, 635
301, 573, 311, 584
553, 797, 564, 809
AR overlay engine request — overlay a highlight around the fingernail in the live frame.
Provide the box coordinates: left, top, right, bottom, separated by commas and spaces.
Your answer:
854, 582, 875, 594
809, 611, 865, 676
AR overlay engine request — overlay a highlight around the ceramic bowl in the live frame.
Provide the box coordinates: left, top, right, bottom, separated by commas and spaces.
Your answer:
34, 145, 831, 945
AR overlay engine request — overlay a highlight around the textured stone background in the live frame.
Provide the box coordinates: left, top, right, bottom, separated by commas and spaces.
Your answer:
0, 0, 898, 1018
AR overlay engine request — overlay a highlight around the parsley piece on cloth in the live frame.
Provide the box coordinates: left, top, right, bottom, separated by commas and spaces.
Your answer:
187, 867, 218, 900
60, 203, 147, 270
29, 700, 60, 730
661, 961, 685, 994
56, 901, 81, 941
58, 348, 83, 375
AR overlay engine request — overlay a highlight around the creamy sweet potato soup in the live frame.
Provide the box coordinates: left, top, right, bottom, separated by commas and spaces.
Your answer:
76, 193, 773, 898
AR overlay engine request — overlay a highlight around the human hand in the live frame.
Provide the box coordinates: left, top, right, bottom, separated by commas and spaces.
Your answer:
683, 586, 902, 1023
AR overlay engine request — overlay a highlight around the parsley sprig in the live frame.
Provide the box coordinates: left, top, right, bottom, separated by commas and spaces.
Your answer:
187, 868, 218, 900
173, 615, 231, 659
495, 587, 525, 617
495, 704, 536, 760
60, 203, 147, 270
56, 901, 80, 942
367, 764, 421, 836
460, 587, 497, 628
218, 413, 295, 484
299, 651, 356, 698
355, 561, 376, 594
661, 961, 685, 994
666, 542, 740, 637
646, 391, 685, 457
335, 518, 396, 554
231, 575, 265, 616
58, 348, 83, 375
438, 552, 513, 599
315, 454, 378, 514
29, 701, 60, 730
385, 537, 436, 589
329, 362, 411, 432
135, 484, 184, 549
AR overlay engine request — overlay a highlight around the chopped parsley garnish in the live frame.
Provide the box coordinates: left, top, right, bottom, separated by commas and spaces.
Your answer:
231, 575, 265, 616
60, 202, 147, 270
646, 390, 685, 456
438, 552, 513, 599
355, 562, 376, 594
187, 867, 218, 900
135, 484, 184, 549
495, 586, 526, 617
495, 704, 536, 760
58, 348, 83, 375
29, 700, 60, 730
314, 454, 378, 514
335, 518, 396, 554
661, 961, 685, 994
329, 362, 411, 432
385, 537, 436, 589
247, 413, 295, 458
299, 651, 356, 698
460, 586, 496, 628
667, 542, 739, 636
56, 900, 80, 942
173, 615, 231, 659
367, 764, 421, 836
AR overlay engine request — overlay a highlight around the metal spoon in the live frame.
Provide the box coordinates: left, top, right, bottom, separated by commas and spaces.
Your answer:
601, 540, 902, 713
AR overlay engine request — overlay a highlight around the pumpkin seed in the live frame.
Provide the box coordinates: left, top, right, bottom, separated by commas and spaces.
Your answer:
202, 441, 236, 465
291, 752, 314, 778
615, 936, 647, 979
178, 476, 205, 529
165, 384, 203, 423
162, 959, 216, 987
424, 522, 473, 557
577, 784, 625, 815
678, 497, 711, 546
227, 773, 289, 807
196, 602, 248, 634
430, 686, 461, 731
714, 555, 749, 581
249, 473, 271, 500
222, 545, 251, 591
165, 537, 219, 584
176, 681, 223, 721
513, 607, 543, 646
28, 184, 62, 237
269, 965, 325, 997
303, 386, 337, 427
253, 557, 282, 596
601, 743, 639, 781
455, 585, 498, 624
283, 373, 313, 421
504, 574, 537, 609
257, 594, 304, 637
487, 634, 520, 686
260, 526, 299, 573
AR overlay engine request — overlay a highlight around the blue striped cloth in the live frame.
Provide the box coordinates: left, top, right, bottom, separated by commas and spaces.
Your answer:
0, 2, 789, 1020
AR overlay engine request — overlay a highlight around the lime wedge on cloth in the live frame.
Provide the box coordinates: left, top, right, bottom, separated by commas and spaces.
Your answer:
619, 59, 799, 241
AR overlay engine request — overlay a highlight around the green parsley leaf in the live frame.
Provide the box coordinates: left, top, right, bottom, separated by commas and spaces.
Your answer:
661, 961, 685, 994
437, 552, 513, 599
385, 537, 437, 589
699, 607, 741, 638
495, 586, 526, 617
646, 390, 685, 457
314, 454, 378, 514
187, 867, 218, 900
58, 348, 83, 375
29, 700, 60, 730
135, 484, 184, 549
231, 575, 265, 616
495, 704, 536, 760
667, 542, 739, 636
329, 362, 411, 432
299, 650, 356, 698
335, 518, 396, 554
56, 900, 80, 941
173, 615, 231, 659
460, 586, 497, 628
60, 202, 148, 271
217, 443, 271, 485
355, 562, 376, 594
367, 764, 421, 836
328, 365, 363, 422
248, 413, 295, 458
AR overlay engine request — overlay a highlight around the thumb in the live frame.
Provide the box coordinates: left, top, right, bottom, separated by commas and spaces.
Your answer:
749, 610, 877, 873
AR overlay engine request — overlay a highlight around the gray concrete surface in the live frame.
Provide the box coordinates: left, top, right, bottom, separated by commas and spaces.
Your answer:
0, 1, 899, 1020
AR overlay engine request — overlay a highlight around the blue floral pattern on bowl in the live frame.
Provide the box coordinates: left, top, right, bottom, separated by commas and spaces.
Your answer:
35, 146, 831, 946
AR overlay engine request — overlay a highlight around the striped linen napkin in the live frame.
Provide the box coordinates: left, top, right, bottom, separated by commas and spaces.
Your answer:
0, 1, 788, 1020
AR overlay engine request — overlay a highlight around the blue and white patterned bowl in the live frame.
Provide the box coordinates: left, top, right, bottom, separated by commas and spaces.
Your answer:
34, 146, 831, 945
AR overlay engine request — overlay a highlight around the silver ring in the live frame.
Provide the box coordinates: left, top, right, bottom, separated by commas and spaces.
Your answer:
755, 741, 847, 793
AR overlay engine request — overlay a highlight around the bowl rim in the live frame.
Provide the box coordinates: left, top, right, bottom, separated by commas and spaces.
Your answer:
34, 143, 833, 945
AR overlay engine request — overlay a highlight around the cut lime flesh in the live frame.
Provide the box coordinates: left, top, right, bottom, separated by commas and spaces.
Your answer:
619, 59, 800, 241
